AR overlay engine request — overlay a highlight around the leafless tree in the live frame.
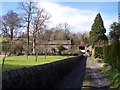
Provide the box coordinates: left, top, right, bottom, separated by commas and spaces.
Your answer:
52, 23, 70, 40
43, 29, 52, 59
1, 10, 21, 68
0, 16, 9, 37
32, 8, 50, 61
2, 10, 21, 39
19, 1, 37, 56
63, 23, 70, 34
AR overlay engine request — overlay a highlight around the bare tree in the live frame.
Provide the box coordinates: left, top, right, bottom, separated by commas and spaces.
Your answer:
32, 8, 50, 61
2, 10, 21, 39
1, 10, 21, 68
19, 1, 37, 56
63, 23, 70, 40
63, 23, 70, 34
51, 23, 70, 40
43, 29, 52, 59
0, 16, 9, 37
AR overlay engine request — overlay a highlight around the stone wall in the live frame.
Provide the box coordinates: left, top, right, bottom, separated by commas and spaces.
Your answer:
2, 55, 86, 89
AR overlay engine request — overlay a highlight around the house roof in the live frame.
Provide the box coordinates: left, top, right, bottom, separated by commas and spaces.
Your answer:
48, 40, 71, 45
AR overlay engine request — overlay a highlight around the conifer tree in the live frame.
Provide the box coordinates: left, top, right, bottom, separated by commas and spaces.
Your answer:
90, 13, 108, 47
90, 13, 108, 61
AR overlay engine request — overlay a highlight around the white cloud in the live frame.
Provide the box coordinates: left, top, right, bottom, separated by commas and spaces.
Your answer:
38, 2, 117, 34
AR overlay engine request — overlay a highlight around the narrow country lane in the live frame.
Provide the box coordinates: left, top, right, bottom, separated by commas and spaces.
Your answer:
82, 57, 117, 90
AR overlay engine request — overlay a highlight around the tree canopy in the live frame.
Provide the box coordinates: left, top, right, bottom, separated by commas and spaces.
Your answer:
109, 22, 120, 43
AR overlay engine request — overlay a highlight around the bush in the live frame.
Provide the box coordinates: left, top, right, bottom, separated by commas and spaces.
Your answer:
2, 40, 10, 52
94, 47, 103, 59
57, 45, 67, 52
11, 42, 23, 56
103, 42, 120, 70
57, 45, 67, 55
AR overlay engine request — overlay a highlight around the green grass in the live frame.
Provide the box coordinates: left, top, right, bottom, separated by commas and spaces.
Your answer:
100, 66, 120, 89
0, 37, 2, 42
1, 55, 72, 71
0, 37, 2, 51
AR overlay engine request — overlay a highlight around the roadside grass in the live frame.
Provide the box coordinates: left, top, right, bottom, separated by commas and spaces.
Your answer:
0, 37, 2, 51
1, 55, 73, 71
100, 66, 120, 89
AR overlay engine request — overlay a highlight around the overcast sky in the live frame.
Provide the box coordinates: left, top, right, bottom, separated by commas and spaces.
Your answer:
1, 1, 119, 34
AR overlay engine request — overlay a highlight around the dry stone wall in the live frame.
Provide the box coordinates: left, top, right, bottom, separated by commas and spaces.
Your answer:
2, 55, 86, 89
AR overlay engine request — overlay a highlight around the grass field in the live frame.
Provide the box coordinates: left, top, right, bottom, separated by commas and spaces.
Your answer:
0, 37, 2, 42
1, 55, 72, 71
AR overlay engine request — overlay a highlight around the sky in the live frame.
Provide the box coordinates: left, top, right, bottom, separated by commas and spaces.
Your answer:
1, 1, 119, 34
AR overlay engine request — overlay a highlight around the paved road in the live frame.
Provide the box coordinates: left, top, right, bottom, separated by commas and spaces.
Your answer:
82, 57, 117, 90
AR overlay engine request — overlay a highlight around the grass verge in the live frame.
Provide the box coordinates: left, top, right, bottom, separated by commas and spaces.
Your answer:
100, 66, 120, 89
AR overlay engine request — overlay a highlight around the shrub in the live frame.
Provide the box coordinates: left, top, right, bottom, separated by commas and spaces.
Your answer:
94, 47, 103, 59
2, 40, 10, 52
57, 45, 67, 55
103, 42, 120, 70
11, 42, 23, 56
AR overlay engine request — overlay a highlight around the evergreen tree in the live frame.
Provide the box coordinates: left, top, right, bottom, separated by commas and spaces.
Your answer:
90, 13, 108, 47
109, 22, 120, 43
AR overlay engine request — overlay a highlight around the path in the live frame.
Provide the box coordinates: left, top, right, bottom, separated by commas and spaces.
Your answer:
56, 57, 116, 90
82, 57, 116, 90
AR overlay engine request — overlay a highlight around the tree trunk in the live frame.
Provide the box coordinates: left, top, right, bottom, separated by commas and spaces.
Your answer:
35, 52, 38, 62
32, 37, 36, 55
34, 36, 38, 62
10, 28, 13, 40
44, 43, 47, 59
27, 26, 29, 56
27, 12, 31, 57
2, 51, 7, 68
44, 49, 47, 59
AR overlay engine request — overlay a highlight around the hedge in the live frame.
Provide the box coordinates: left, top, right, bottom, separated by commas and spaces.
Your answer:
103, 42, 120, 70
94, 47, 103, 59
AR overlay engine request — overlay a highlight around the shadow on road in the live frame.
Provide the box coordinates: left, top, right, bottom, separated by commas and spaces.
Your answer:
82, 58, 117, 90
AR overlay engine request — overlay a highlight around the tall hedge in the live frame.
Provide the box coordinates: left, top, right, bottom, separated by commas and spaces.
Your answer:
103, 42, 120, 70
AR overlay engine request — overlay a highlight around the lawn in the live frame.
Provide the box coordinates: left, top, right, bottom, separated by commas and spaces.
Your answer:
1, 55, 72, 71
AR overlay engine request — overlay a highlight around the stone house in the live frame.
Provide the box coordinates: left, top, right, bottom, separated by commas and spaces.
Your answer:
39, 40, 71, 54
